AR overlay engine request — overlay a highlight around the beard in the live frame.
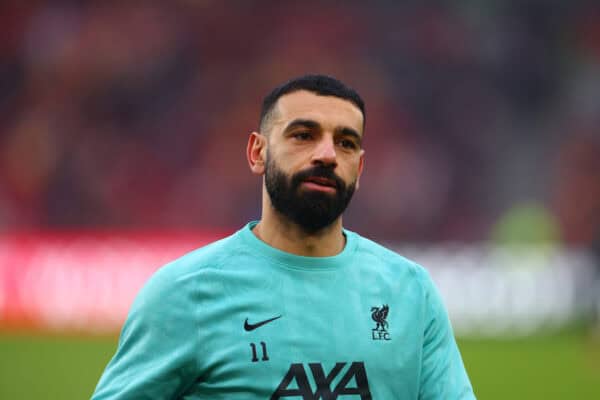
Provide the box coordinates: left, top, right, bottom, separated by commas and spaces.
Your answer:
264, 152, 356, 233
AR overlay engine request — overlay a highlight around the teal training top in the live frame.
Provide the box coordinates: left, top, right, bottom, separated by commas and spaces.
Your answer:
92, 222, 476, 399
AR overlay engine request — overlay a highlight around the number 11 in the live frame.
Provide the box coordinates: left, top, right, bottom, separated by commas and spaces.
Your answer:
250, 342, 269, 362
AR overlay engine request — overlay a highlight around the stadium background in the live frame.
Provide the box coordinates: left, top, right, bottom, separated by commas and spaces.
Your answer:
1, 1, 599, 398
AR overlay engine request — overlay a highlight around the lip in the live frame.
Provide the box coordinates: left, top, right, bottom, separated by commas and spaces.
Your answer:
304, 176, 336, 187
301, 179, 337, 193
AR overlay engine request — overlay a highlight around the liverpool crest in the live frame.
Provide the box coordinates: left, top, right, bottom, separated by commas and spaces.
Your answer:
371, 304, 391, 341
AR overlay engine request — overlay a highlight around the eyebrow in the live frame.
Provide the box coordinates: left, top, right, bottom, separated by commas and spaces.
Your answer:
283, 118, 363, 145
336, 126, 362, 146
283, 119, 320, 132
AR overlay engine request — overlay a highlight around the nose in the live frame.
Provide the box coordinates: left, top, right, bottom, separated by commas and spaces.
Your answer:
311, 137, 337, 167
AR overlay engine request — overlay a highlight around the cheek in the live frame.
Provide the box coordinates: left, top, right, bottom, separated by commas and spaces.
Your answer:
278, 151, 309, 172
344, 157, 363, 177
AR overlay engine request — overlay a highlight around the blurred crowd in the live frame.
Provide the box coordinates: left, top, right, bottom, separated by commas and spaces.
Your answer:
1, 0, 599, 248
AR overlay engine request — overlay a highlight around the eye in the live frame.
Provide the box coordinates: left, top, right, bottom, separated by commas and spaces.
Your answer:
338, 138, 358, 150
293, 131, 312, 141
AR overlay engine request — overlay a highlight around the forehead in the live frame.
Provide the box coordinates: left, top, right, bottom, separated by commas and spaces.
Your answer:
272, 90, 364, 134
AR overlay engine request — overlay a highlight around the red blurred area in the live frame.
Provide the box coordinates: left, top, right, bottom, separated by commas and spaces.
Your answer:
0, 1, 598, 250
0, 230, 226, 333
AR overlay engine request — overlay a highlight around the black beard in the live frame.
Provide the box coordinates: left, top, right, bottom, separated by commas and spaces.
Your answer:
264, 154, 356, 234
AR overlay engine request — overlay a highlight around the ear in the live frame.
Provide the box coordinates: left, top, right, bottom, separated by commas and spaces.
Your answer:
247, 131, 267, 175
355, 149, 365, 190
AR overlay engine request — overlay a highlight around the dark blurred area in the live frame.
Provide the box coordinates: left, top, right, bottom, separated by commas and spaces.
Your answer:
1, 0, 599, 247
1, 6, 600, 399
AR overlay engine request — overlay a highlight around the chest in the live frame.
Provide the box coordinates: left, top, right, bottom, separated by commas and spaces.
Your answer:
187, 266, 426, 399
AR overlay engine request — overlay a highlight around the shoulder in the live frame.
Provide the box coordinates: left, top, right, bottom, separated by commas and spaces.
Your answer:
131, 233, 240, 312
351, 232, 425, 272
351, 232, 449, 321
152, 232, 240, 282
349, 230, 435, 289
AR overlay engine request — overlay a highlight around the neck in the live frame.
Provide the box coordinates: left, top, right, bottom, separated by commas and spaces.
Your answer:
253, 197, 346, 257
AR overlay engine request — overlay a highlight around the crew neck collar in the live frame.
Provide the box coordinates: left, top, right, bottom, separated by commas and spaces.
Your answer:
238, 221, 357, 270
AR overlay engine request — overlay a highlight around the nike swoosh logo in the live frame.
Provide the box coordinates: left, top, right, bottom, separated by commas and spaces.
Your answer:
244, 315, 282, 331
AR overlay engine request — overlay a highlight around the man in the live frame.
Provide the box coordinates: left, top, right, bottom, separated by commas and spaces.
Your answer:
92, 75, 476, 399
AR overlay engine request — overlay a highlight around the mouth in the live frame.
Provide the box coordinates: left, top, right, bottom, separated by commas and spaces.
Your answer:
305, 176, 337, 187
301, 176, 338, 192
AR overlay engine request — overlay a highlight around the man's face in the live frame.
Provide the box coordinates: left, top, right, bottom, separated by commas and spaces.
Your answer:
262, 90, 365, 232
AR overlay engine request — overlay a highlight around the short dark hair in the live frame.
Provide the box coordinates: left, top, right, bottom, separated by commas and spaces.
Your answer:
259, 74, 365, 133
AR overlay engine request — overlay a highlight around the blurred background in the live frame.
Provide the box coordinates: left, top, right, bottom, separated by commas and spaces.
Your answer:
1, 0, 599, 398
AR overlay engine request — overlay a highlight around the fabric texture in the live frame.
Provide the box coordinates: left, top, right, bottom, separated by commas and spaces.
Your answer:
92, 221, 476, 399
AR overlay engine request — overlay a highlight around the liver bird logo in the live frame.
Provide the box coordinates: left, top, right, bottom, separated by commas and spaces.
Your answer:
371, 304, 389, 332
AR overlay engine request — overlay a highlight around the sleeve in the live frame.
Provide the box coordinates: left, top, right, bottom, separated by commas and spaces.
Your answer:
418, 270, 476, 400
91, 265, 200, 399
